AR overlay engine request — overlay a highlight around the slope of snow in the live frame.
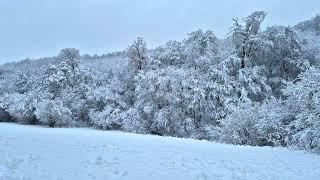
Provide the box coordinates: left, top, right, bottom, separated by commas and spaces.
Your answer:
0, 123, 319, 180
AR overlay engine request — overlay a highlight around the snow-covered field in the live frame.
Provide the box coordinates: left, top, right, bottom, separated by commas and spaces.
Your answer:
0, 123, 319, 180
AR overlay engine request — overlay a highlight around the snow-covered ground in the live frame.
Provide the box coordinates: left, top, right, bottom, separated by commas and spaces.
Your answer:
0, 123, 319, 180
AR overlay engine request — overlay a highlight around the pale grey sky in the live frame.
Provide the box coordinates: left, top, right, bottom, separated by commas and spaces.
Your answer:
0, 0, 319, 63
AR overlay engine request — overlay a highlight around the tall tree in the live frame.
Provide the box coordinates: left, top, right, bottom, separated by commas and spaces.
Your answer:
58, 48, 80, 84
232, 11, 267, 68
127, 37, 148, 73
126, 37, 148, 105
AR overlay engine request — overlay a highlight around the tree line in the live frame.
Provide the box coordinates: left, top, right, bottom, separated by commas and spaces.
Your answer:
0, 11, 320, 151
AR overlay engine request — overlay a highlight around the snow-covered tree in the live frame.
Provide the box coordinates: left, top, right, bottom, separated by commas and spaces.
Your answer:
125, 37, 149, 105
231, 11, 267, 68
58, 48, 80, 73
132, 64, 243, 138
15, 72, 32, 94
257, 26, 310, 97
35, 49, 93, 126
44, 63, 69, 97
127, 37, 148, 73
152, 29, 219, 71
238, 66, 272, 102
49, 50, 82, 88
152, 40, 186, 68
184, 30, 218, 62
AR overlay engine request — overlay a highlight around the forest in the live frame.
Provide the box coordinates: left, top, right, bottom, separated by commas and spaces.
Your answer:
1, 11, 320, 151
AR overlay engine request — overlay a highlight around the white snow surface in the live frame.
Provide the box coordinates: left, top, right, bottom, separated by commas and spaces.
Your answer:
0, 123, 320, 180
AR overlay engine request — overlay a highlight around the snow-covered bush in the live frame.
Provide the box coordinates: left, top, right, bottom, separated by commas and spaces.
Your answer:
216, 98, 293, 146
87, 84, 127, 130
216, 104, 260, 145
255, 98, 293, 146
1, 93, 38, 124
59, 82, 92, 125
35, 98, 72, 127
133, 67, 201, 137
283, 67, 320, 151
121, 108, 146, 133
0, 107, 11, 122
89, 107, 122, 130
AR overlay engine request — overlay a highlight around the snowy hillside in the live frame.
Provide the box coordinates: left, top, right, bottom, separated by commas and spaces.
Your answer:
0, 123, 319, 180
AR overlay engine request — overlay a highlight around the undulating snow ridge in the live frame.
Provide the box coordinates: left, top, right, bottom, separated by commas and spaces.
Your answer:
0, 123, 319, 180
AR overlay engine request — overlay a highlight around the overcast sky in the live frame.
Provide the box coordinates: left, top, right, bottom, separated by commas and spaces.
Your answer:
0, 0, 319, 64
